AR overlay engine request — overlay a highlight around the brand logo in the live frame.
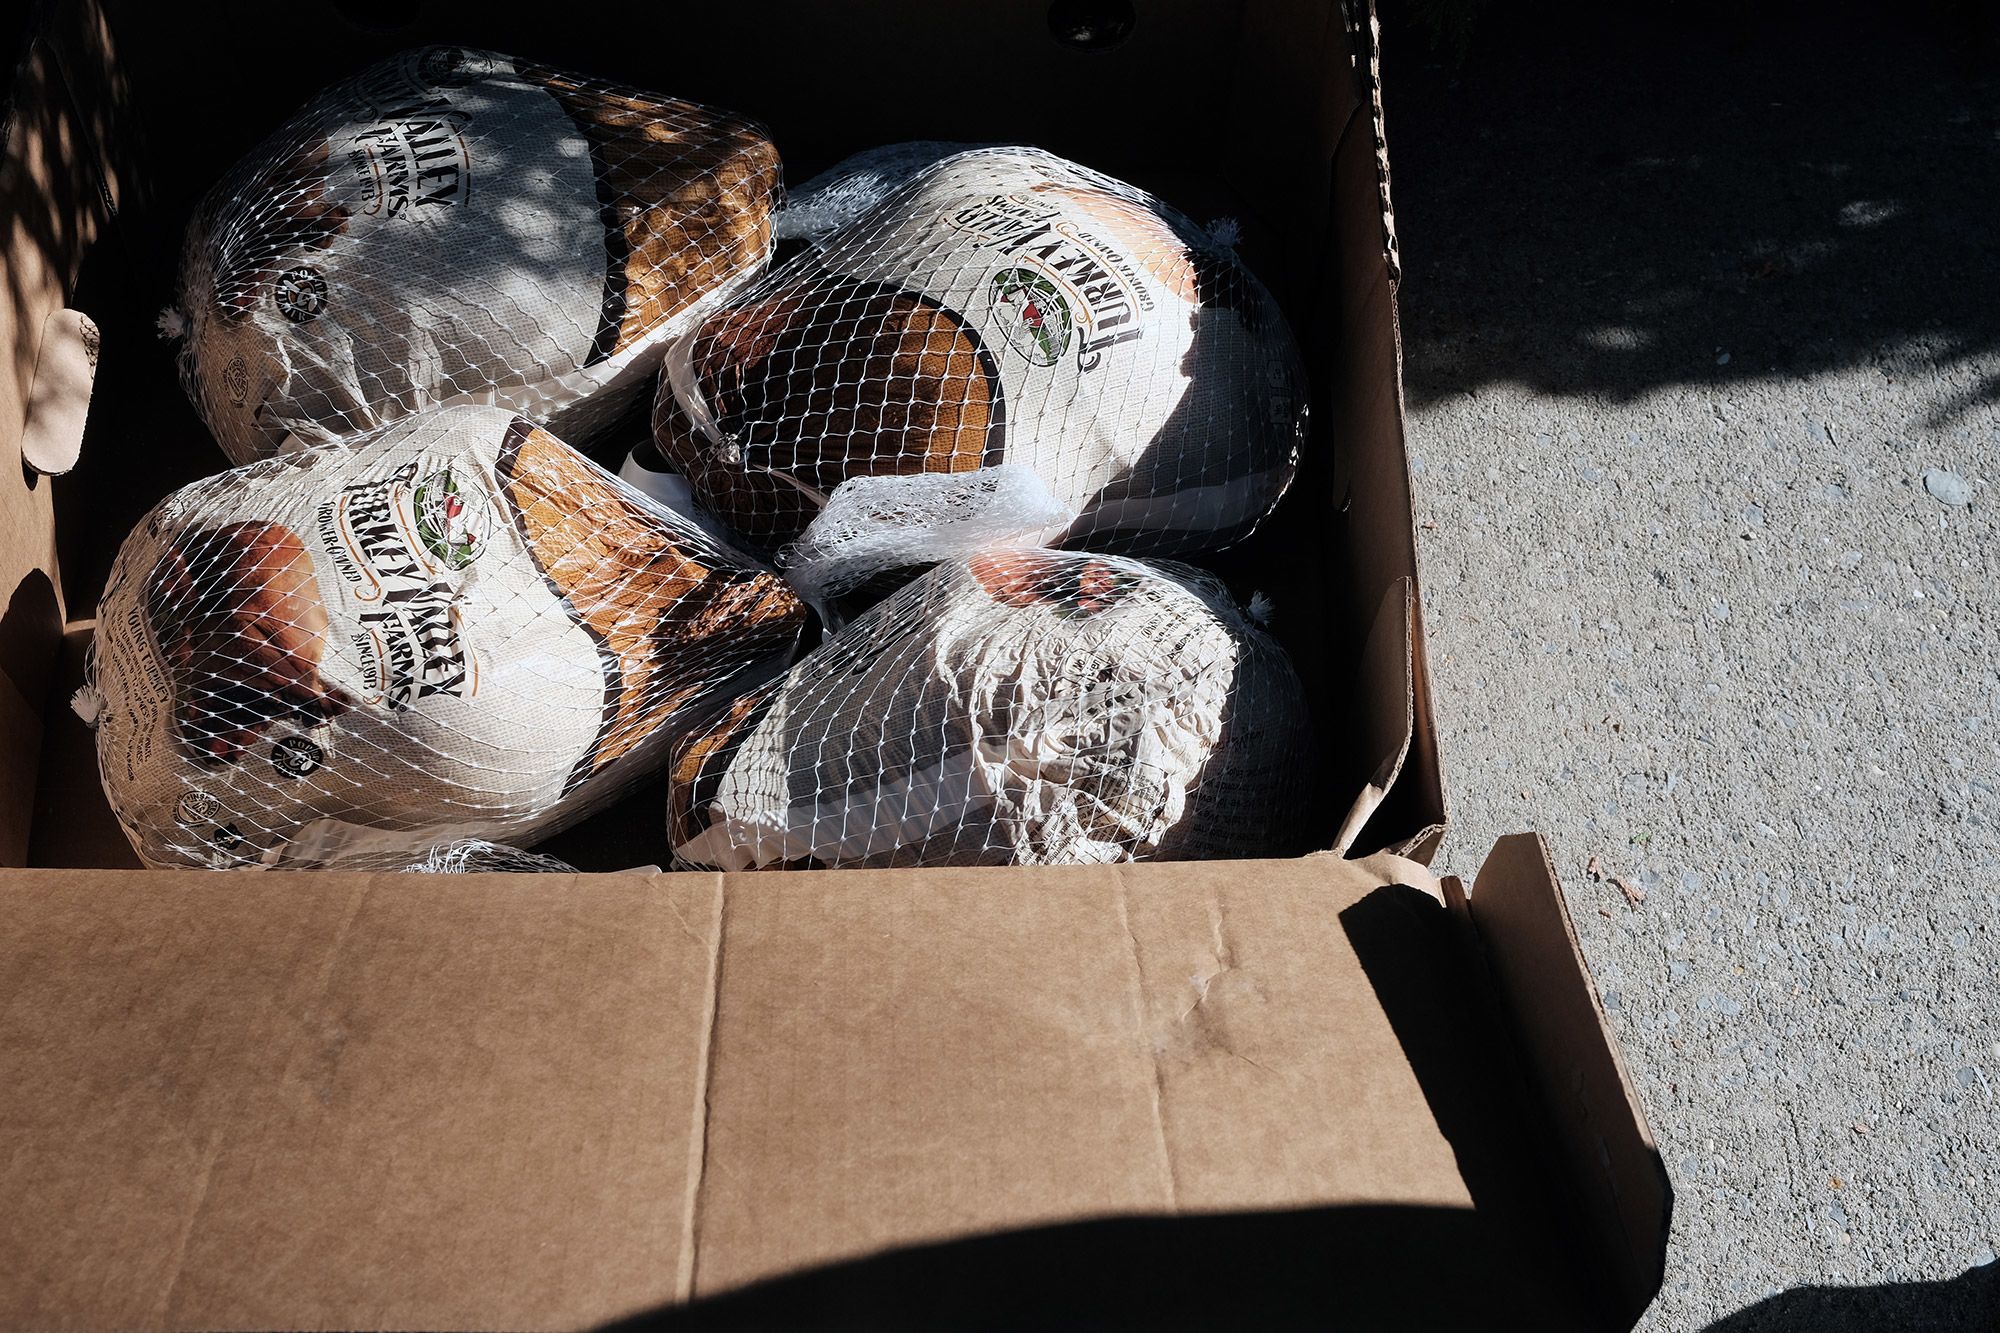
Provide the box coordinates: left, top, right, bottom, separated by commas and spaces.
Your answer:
174, 790, 220, 827
221, 355, 250, 405
951, 195, 1151, 373
413, 469, 490, 569
332, 461, 478, 709
212, 823, 245, 852
989, 268, 1073, 366
270, 736, 324, 779
346, 62, 475, 220
275, 266, 328, 323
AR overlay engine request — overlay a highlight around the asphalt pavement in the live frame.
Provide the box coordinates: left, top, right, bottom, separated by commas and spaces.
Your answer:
1384, 8, 2000, 1328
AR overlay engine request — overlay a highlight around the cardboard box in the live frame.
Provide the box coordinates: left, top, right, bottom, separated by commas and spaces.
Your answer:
0, 1, 1671, 1327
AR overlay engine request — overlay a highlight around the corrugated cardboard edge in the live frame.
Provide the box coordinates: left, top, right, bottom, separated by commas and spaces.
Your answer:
1333, 578, 1414, 857
674, 872, 726, 1304
1343, 0, 1400, 290
1331, 2, 1448, 863
1458, 834, 1673, 1326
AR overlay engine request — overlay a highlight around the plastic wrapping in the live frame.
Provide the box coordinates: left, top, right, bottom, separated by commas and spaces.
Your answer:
170, 46, 781, 464
670, 549, 1310, 870
317, 838, 578, 873
774, 141, 989, 246
652, 146, 1307, 559
87, 404, 806, 869
777, 465, 1075, 607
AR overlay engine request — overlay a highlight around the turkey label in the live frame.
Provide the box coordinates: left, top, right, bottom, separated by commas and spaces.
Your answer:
318, 462, 481, 707
947, 194, 1152, 371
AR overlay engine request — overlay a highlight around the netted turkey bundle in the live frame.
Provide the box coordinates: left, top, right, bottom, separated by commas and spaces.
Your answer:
669, 549, 1310, 870
652, 146, 1308, 563
84, 404, 805, 869
169, 45, 781, 465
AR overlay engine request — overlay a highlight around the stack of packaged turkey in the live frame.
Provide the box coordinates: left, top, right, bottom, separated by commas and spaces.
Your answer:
84, 50, 1319, 872
652, 145, 1316, 869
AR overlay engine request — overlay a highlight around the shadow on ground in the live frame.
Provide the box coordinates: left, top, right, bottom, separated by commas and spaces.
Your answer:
1702, 1260, 2000, 1332
1381, 1, 2000, 424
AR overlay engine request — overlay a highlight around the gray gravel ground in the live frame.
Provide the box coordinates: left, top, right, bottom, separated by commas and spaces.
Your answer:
1385, 10, 2000, 1330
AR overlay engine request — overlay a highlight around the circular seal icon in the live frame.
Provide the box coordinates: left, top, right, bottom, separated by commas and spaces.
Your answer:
414, 468, 492, 570
417, 46, 496, 87
271, 735, 324, 780
989, 267, 1073, 366
174, 790, 221, 828
274, 266, 328, 324
221, 355, 250, 405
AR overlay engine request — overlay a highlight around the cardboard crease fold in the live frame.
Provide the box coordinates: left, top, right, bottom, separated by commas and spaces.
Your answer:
1111, 868, 1181, 1212
676, 873, 728, 1301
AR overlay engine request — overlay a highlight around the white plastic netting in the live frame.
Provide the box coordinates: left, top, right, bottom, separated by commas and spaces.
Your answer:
650, 146, 1309, 561
316, 838, 577, 873
669, 549, 1310, 870
776, 464, 1075, 610
168, 46, 781, 465
773, 141, 991, 247
85, 403, 805, 869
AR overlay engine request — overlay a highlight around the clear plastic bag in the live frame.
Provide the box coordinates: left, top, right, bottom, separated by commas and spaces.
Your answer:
670, 549, 1310, 870
652, 146, 1307, 560
85, 404, 805, 868
168, 46, 781, 464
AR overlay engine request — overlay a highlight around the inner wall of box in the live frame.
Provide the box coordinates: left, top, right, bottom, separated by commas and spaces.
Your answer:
43, 0, 1379, 869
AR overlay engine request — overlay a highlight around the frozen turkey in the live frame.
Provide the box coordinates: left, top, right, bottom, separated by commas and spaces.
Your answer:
669, 548, 1310, 869
651, 146, 1308, 559
86, 404, 804, 868
169, 46, 781, 464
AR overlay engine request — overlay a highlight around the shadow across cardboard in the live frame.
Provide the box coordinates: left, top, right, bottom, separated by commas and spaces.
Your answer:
606, 1202, 1569, 1331
1699, 1260, 2000, 1333
609, 883, 1650, 1331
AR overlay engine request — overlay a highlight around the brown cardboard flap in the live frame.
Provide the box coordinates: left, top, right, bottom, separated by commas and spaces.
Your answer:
0, 665, 40, 866
28, 621, 141, 868
0, 0, 127, 832
0, 870, 716, 1331
1334, 576, 1414, 855
1322, 68, 1446, 859
1469, 834, 1672, 1325
1, 854, 1605, 1331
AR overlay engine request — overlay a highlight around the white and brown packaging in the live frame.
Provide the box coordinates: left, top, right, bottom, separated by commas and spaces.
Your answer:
172, 46, 781, 464
653, 146, 1307, 558
86, 404, 805, 869
669, 549, 1310, 870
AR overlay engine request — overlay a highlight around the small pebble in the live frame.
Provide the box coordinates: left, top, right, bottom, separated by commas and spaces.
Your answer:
1924, 469, 1974, 506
